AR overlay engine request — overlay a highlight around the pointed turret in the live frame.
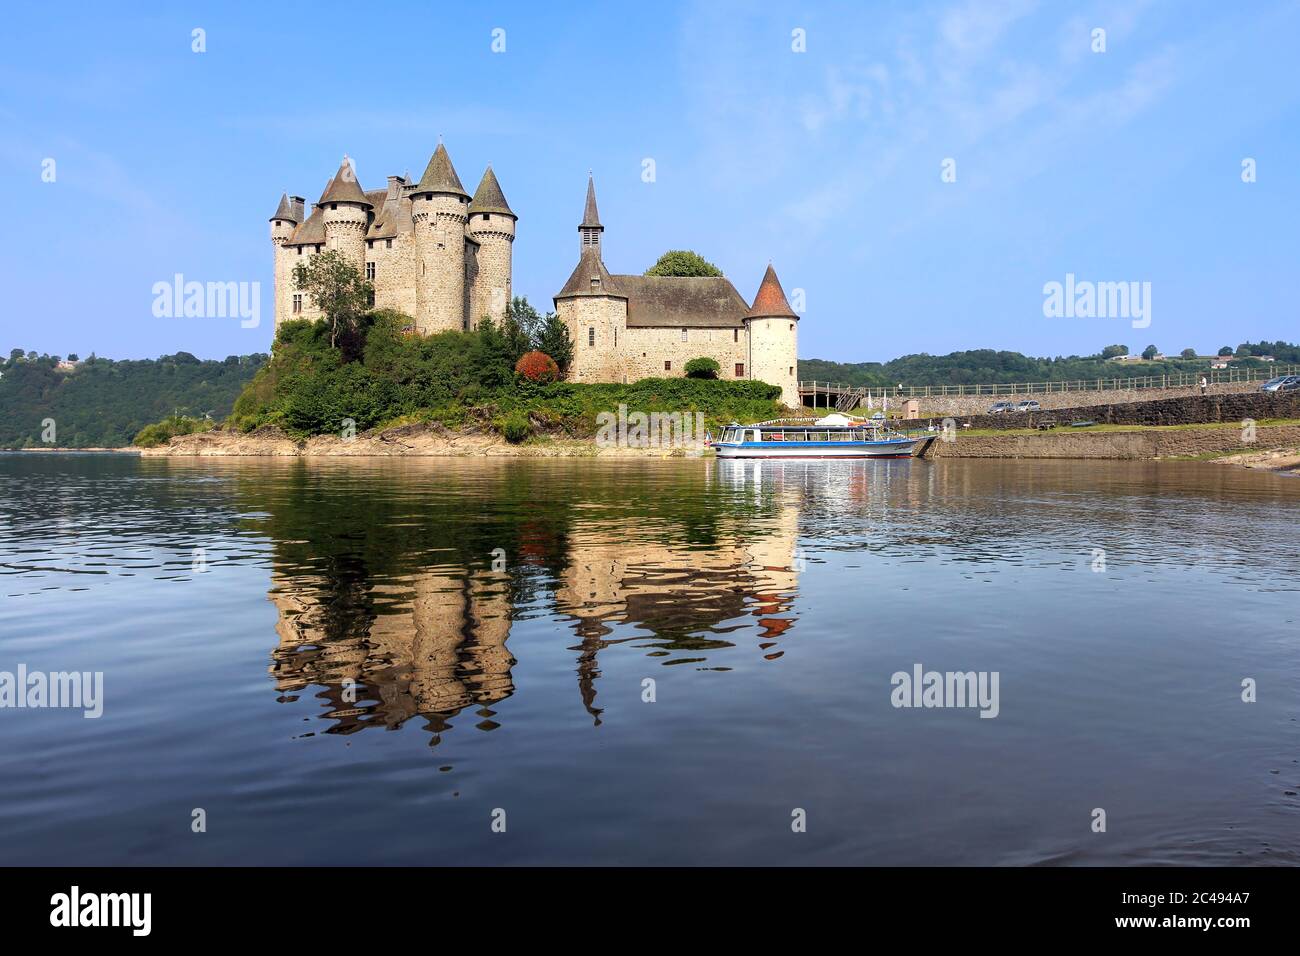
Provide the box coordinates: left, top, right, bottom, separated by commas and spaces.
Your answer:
318, 155, 372, 207
269, 192, 299, 223
412, 143, 470, 199
747, 264, 798, 320
745, 264, 800, 408
469, 165, 515, 218
581, 175, 601, 228
579, 174, 603, 254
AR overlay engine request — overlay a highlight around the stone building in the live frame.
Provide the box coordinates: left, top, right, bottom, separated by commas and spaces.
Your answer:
555, 176, 801, 407
269, 143, 515, 334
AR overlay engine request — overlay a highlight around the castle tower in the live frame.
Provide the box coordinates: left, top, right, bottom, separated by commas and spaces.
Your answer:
269, 192, 300, 329
318, 156, 371, 271
579, 174, 603, 256
555, 176, 627, 383
745, 264, 800, 407
467, 165, 516, 325
411, 143, 470, 333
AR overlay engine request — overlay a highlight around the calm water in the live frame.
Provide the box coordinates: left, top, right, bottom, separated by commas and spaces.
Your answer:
0, 453, 1297, 865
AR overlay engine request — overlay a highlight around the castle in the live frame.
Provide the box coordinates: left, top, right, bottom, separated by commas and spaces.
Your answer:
271, 145, 799, 406
555, 176, 799, 406
270, 143, 514, 335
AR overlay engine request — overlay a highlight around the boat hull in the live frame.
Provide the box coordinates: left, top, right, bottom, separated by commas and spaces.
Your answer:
712, 439, 916, 459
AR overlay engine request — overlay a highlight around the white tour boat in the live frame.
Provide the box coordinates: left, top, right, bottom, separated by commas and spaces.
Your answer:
710, 414, 918, 459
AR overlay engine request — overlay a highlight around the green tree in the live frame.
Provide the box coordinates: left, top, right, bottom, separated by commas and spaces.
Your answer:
509, 296, 546, 348
684, 356, 720, 379
1180, 348, 1196, 359
1218, 346, 1234, 357
536, 313, 574, 375
1101, 344, 1129, 359
292, 250, 373, 349
1142, 344, 1158, 360
645, 250, 724, 277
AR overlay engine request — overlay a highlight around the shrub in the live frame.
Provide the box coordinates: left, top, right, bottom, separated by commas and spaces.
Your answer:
684, 357, 720, 379
499, 410, 531, 443
516, 350, 560, 383
132, 415, 213, 448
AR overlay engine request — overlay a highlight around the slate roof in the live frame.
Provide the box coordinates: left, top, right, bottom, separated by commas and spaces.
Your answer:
469, 166, 514, 217
318, 157, 371, 207
413, 143, 470, 198
555, 247, 624, 300
616, 275, 749, 328
581, 175, 602, 228
269, 192, 298, 223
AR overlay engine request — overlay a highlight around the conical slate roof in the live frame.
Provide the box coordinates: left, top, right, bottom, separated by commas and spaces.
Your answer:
269, 192, 298, 223
555, 246, 624, 300
469, 165, 514, 217
318, 156, 371, 207
413, 143, 470, 198
581, 175, 602, 228
747, 264, 798, 319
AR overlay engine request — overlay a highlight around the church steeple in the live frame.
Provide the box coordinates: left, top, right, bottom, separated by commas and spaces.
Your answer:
579, 174, 603, 255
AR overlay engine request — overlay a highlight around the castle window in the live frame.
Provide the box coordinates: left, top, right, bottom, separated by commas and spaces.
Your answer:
735, 363, 744, 377
366, 289, 375, 307
664, 360, 672, 371
591, 278, 600, 290
680, 328, 688, 342
588, 327, 595, 347
733, 329, 738, 342
367, 240, 373, 249
315, 245, 322, 253
292, 294, 302, 314
385, 239, 392, 249
789, 323, 794, 331
614, 330, 617, 346
296, 247, 302, 256
789, 366, 794, 376
365, 262, 376, 280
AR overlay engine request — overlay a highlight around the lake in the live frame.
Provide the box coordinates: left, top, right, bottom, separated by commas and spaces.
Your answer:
0, 452, 1297, 865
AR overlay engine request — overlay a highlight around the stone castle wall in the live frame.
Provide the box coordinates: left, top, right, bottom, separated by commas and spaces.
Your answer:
747, 317, 799, 407
468, 213, 513, 325
620, 325, 749, 382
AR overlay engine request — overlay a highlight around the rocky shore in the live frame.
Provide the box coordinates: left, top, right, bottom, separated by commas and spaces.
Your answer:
138, 423, 704, 458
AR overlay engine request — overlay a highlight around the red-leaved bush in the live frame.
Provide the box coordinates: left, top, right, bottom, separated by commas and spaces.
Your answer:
515, 351, 560, 383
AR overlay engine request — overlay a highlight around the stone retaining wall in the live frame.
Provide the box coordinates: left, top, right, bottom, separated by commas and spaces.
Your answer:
899, 390, 1300, 431
923, 424, 1300, 460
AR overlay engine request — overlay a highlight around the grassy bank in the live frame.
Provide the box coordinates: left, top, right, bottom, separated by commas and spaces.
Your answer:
136, 311, 786, 447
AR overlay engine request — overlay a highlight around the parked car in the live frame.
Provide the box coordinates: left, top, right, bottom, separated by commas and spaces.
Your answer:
1015, 400, 1042, 412
987, 402, 1016, 414
1260, 375, 1300, 392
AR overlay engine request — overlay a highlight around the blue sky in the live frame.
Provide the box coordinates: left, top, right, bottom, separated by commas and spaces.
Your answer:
3, 0, 1297, 363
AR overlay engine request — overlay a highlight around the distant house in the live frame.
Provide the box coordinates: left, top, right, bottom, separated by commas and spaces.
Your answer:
1257, 355, 1276, 363
1210, 360, 1230, 369
1107, 354, 1142, 363
55, 360, 79, 371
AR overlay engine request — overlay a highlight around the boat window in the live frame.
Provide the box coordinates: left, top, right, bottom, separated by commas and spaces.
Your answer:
750, 430, 762, 442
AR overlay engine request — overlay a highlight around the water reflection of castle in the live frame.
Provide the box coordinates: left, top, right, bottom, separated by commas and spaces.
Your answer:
265, 463, 801, 740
